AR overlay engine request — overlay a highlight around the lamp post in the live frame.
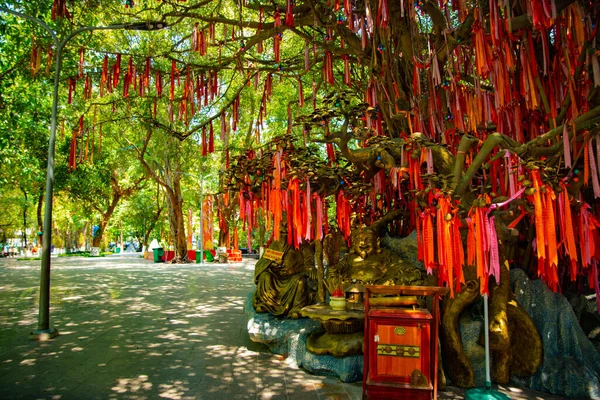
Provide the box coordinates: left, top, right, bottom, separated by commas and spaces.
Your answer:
0, 7, 166, 339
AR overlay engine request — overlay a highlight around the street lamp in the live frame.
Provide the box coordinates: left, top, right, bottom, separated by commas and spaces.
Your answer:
0, 7, 166, 340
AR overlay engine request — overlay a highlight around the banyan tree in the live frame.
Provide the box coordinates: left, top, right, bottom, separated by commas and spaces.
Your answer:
7, 0, 600, 389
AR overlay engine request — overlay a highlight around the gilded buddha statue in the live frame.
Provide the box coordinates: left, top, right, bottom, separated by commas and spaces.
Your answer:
331, 226, 424, 286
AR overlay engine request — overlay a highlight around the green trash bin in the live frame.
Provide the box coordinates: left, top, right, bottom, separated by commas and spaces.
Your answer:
153, 248, 164, 263
196, 250, 214, 263
196, 250, 203, 263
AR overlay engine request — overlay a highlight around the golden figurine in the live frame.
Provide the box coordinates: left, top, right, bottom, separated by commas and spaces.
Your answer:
252, 234, 315, 318
331, 227, 424, 286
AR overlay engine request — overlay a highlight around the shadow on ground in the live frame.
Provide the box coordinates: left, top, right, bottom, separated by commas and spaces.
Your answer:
0, 255, 567, 399
0, 256, 360, 399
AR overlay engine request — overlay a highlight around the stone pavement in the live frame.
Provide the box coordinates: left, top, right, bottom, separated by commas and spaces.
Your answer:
0, 254, 568, 399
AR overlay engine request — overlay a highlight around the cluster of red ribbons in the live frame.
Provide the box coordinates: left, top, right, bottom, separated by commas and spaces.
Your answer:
237, 150, 328, 249
417, 191, 464, 298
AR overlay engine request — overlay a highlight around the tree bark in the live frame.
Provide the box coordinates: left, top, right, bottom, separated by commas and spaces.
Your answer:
90, 174, 144, 248
92, 192, 121, 248
314, 238, 326, 303
164, 167, 189, 262
132, 127, 190, 262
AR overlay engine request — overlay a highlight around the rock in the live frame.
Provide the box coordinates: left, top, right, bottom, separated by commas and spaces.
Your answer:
459, 269, 600, 399
245, 292, 363, 382
381, 231, 422, 269
510, 269, 600, 399
245, 292, 321, 354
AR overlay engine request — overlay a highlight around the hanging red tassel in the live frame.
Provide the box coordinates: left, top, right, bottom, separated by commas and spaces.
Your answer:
274, 10, 282, 27
83, 74, 91, 99
192, 22, 199, 51
326, 143, 336, 163
336, 191, 352, 244
67, 77, 75, 104
170, 60, 176, 101
285, 0, 294, 27
232, 95, 240, 131
131, 62, 137, 93
274, 34, 281, 63
209, 21, 215, 44
51, 0, 71, 20
377, 0, 389, 28
69, 116, 84, 170
123, 57, 133, 98
199, 29, 206, 55
343, 55, 351, 86
112, 53, 121, 88
212, 69, 218, 98
156, 71, 162, 97
324, 52, 334, 85
529, 170, 546, 279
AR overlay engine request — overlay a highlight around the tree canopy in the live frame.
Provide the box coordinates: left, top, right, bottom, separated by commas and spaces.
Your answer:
1, 0, 599, 292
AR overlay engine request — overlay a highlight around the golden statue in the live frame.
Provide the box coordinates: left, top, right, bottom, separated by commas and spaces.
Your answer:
252, 236, 315, 318
331, 227, 424, 286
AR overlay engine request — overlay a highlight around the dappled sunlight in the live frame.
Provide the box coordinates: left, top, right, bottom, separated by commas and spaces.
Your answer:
0, 256, 365, 399
111, 374, 153, 394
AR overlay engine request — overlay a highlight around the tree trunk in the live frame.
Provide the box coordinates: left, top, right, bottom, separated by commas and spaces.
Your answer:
92, 193, 122, 247
165, 170, 189, 262
314, 239, 326, 303
136, 127, 188, 262
219, 222, 229, 248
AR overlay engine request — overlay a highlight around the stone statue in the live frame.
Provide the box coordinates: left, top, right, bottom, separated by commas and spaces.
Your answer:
331, 226, 424, 286
252, 236, 315, 318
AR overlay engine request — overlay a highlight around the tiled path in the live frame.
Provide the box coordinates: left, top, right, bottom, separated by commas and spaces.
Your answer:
0, 255, 568, 399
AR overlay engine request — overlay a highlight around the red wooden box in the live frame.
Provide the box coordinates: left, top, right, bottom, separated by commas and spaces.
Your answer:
362, 286, 447, 400
366, 309, 432, 399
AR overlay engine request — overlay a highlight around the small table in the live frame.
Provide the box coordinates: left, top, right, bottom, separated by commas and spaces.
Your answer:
300, 304, 365, 357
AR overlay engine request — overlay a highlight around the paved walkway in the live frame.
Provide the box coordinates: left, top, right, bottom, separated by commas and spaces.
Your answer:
0, 255, 567, 399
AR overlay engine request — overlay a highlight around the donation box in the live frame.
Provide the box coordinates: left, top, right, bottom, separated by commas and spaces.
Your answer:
363, 285, 448, 400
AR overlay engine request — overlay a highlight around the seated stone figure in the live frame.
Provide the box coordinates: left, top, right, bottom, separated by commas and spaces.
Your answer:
253, 236, 315, 318
332, 226, 424, 286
